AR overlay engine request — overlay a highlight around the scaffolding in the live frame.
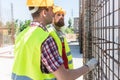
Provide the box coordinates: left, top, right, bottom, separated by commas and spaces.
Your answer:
79, 0, 120, 80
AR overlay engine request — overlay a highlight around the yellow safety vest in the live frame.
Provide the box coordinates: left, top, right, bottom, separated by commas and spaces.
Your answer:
12, 26, 56, 80
47, 26, 73, 69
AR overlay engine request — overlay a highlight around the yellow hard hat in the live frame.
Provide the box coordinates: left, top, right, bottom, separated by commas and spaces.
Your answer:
53, 6, 66, 14
26, 0, 54, 7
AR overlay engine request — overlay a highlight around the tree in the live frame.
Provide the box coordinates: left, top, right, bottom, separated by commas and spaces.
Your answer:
5, 21, 13, 35
0, 21, 3, 27
61, 26, 74, 34
19, 20, 31, 32
15, 20, 31, 35
68, 18, 72, 28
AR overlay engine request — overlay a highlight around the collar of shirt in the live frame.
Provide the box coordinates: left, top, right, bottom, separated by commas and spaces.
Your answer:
30, 21, 47, 31
50, 24, 65, 42
49, 24, 64, 36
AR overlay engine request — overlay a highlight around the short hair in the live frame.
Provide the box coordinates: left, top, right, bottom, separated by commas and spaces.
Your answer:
29, 7, 48, 18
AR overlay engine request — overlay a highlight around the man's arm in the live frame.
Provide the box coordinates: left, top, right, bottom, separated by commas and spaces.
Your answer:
42, 36, 98, 80
53, 58, 98, 80
53, 64, 89, 80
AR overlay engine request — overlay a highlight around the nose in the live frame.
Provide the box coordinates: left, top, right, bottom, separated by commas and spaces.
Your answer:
61, 16, 64, 19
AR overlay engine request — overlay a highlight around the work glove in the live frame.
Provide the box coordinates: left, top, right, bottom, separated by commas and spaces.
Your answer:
86, 58, 98, 71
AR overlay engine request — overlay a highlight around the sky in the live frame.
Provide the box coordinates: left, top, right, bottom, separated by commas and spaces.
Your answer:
1, 0, 79, 25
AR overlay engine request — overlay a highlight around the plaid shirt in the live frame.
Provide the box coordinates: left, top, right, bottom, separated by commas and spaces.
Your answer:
30, 22, 63, 73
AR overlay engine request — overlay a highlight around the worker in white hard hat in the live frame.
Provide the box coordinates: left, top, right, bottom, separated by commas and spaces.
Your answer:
11, 0, 98, 80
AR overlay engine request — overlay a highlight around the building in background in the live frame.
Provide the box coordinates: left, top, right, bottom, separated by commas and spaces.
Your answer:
0, 27, 8, 47
73, 17, 79, 34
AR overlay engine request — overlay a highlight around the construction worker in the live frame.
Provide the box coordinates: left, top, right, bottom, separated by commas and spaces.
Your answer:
12, 0, 55, 80
12, 0, 98, 80
47, 6, 73, 70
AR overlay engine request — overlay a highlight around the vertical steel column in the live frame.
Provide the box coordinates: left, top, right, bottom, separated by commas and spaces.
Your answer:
118, 0, 120, 79
112, 0, 115, 80
104, 0, 107, 80
79, 0, 83, 53
108, 1, 110, 79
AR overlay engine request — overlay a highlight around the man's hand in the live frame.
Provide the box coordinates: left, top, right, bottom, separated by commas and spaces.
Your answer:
86, 58, 98, 71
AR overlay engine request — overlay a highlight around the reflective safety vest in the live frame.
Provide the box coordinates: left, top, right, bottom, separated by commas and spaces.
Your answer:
12, 26, 56, 80
47, 26, 73, 69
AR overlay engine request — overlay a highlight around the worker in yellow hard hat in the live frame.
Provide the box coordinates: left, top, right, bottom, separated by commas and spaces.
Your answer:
47, 6, 73, 70
12, 0, 56, 80
52, 6, 66, 30
27, 0, 54, 25
12, 0, 98, 80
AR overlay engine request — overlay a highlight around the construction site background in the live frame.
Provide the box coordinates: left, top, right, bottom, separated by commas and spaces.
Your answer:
1, 0, 120, 80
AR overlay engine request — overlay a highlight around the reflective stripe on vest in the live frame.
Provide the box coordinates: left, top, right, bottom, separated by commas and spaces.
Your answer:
64, 38, 73, 69
12, 26, 56, 80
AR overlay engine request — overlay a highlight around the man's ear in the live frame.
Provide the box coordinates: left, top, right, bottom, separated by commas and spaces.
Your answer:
42, 10, 47, 17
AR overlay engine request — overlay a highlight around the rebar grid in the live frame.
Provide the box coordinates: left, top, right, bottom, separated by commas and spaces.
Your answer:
79, 0, 120, 80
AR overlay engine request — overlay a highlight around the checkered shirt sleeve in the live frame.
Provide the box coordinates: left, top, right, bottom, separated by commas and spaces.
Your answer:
41, 36, 63, 72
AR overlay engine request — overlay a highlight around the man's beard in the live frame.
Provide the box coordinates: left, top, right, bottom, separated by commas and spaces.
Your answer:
54, 18, 65, 27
